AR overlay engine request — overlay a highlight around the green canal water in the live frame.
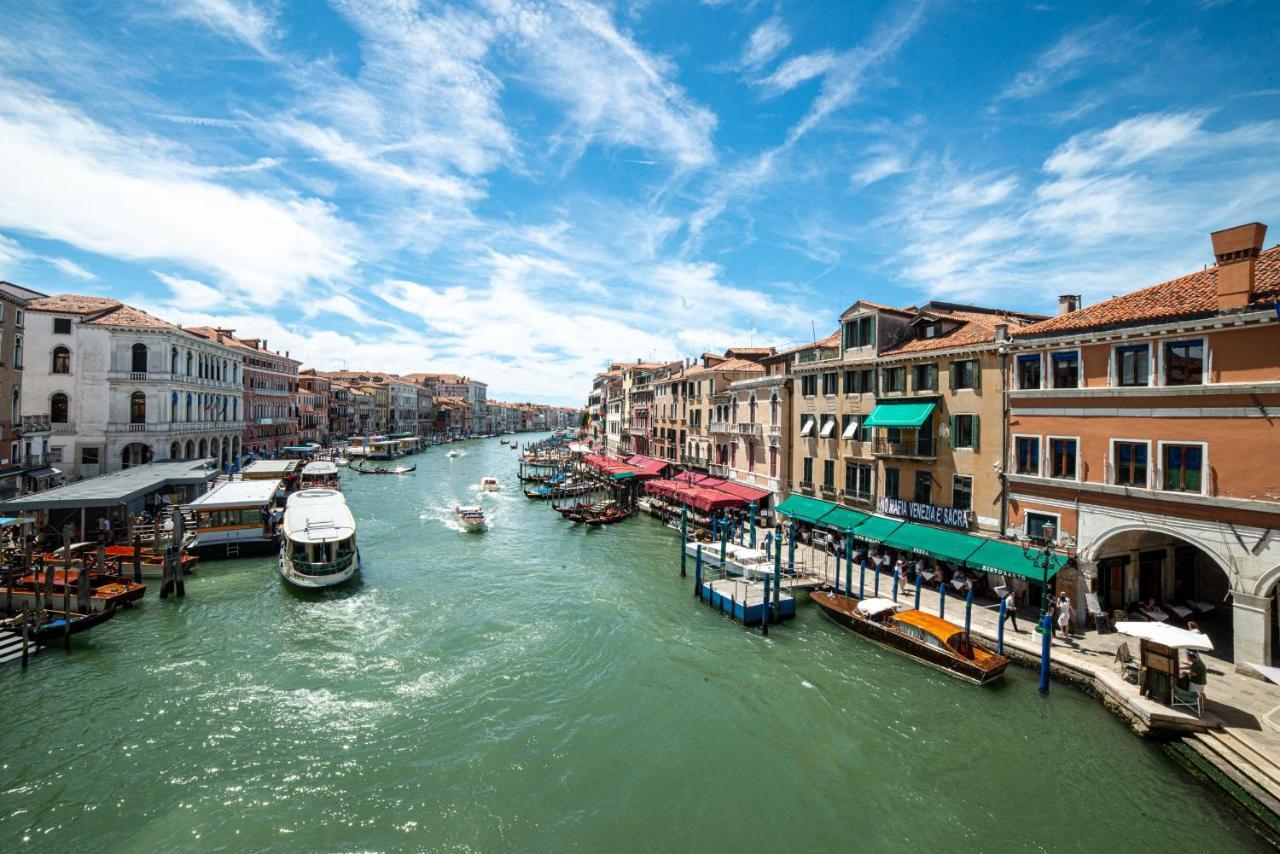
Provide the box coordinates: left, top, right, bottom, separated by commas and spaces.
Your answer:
0, 436, 1261, 852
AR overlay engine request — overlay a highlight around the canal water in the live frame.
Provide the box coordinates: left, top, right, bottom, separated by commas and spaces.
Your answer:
0, 436, 1260, 852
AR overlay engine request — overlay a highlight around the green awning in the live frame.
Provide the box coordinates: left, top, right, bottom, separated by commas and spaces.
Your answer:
817, 505, 871, 532
966, 539, 1066, 582
861, 401, 936, 428
849, 515, 904, 543
884, 522, 984, 564
610, 471, 637, 480
775, 494, 834, 525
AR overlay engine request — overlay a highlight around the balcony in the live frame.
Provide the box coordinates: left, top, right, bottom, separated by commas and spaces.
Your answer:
19, 415, 50, 434
52, 422, 76, 434
709, 421, 731, 434
734, 423, 762, 437
709, 463, 731, 478
872, 436, 936, 459
627, 425, 649, 437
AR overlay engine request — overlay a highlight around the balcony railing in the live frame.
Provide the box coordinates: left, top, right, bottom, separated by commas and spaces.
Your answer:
872, 436, 936, 458
52, 423, 76, 434
19, 415, 50, 434
709, 464, 731, 478
734, 423, 762, 437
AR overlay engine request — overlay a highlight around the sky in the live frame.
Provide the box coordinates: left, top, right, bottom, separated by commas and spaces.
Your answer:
0, 1, 1277, 405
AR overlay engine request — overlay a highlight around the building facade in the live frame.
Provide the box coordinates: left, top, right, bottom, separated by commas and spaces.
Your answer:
0, 282, 49, 497
189, 328, 300, 458
298, 369, 331, 445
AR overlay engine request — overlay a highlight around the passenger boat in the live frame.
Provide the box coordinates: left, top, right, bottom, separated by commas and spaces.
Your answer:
300, 460, 341, 489
278, 489, 360, 588
811, 591, 1008, 685
185, 478, 282, 558
2, 567, 146, 613
454, 505, 486, 530
480, 476, 500, 491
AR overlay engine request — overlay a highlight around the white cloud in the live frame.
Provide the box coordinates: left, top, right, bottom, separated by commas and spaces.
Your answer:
740, 17, 791, 71
0, 83, 357, 305
166, 0, 280, 57
852, 153, 909, 188
756, 51, 837, 96
997, 20, 1122, 102
46, 257, 96, 280
0, 234, 27, 271
155, 272, 226, 310
1042, 111, 1207, 178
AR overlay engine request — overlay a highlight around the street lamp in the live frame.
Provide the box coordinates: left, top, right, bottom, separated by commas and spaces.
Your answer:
1019, 523, 1077, 625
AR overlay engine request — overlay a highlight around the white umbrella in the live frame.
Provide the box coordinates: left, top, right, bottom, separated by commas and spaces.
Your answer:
1115, 621, 1214, 651
1245, 662, 1280, 685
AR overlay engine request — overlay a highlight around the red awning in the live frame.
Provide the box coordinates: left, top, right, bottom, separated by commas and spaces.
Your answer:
713, 481, 771, 503
626, 455, 669, 476
686, 487, 746, 512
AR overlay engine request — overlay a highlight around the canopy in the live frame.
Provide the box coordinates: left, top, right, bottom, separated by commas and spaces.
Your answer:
1246, 663, 1280, 685
610, 471, 637, 480
713, 480, 770, 504
686, 487, 744, 512
817, 505, 870, 532
819, 418, 836, 438
848, 515, 904, 544
775, 494, 832, 525
857, 598, 900, 617
966, 538, 1067, 582
884, 522, 984, 564
799, 416, 815, 437
861, 401, 936, 428
1115, 622, 1214, 651
626, 455, 669, 476
841, 418, 859, 439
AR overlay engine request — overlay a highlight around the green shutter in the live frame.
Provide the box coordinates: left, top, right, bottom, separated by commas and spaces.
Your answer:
950, 415, 957, 447
972, 414, 980, 451
973, 360, 982, 390
948, 362, 956, 390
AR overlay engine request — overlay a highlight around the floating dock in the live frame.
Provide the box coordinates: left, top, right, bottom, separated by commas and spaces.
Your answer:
699, 576, 796, 626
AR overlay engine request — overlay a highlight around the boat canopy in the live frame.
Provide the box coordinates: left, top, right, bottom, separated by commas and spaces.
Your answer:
861, 401, 936, 429
282, 489, 356, 543
1115, 622, 1213, 651
301, 461, 339, 477
857, 598, 899, 617
187, 478, 280, 510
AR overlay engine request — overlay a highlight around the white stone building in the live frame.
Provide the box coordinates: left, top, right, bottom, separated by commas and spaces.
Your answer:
23, 295, 246, 480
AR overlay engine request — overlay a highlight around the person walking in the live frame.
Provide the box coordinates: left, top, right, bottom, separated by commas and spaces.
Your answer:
1002, 589, 1020, 633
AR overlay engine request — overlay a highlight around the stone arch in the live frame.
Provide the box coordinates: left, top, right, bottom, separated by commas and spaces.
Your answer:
198, 437, 208, 458
131, 342, 148, 373
169, 441, 181, 459
1083, 522, 1235, 582
184, 439, 195, 459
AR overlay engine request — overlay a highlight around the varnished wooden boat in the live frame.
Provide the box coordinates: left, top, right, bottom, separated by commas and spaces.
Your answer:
583, 506, 631, 526
811, 591, 1008, 685
3, 568, 146, 613
351, 463, 416, 474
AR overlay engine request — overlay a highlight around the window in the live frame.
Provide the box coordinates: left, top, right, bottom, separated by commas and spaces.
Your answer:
1025, 511, 1059, 542
914, 363, 937, 391
802, 457, 814, 486
13, 336, 21, 370
51, 346, 70, 374
1113, 441, 1149, 487
913, 471, 932, 504
881, 366, 905, 393
53, 317, 72, 334
130, 343, 148, 373
952, 476, 972, 511
1164, 339, 1204, 386
50, 392, 69, 423
49, 446, 63, 464
799, 415, 815, 437
1115, 344, 1149, 387
1015, 353, 1042, 390
844, 368, 873, 393
1013, 436, 1040, 476
801, 374, 817, 396
1048, 437, 1078, 479
1162, 444, 1204, 493
819, 415, 837, 438
844, 315, 876, 349
845, 462, 872, 498
823, 460, 835, 489
950, 414, 978, 449
950, 359, 979, 390
841, 413, 861, 441
1050, 351, 1079, 388
81, 447, 99, 466
130, 391, 146, 424
883, 467, 900, 500
821, 371, 839, 396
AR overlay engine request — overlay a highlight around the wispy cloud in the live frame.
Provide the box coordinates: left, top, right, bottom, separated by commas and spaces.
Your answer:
165, 0, 280, 57
739, 16, 791, 71
46, 257, 96, 280
996, 20, 1123, 102
756, 51, 838, 96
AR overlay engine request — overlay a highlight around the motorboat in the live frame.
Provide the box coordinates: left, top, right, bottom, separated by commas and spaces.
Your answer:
185, 478, 282, 558
480, 476, 500, 491
811, 592, 1009, 685
278, 489, 360, 588
3, 566, 145, 613
447, 449, 461, 458
454, 505, 486, 531
300, 460, 341, 490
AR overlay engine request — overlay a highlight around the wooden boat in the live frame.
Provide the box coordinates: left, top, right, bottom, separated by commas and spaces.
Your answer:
47, 542, 198, 576
583, 505, 631, 526
3, 568, 146, 613
454, 505, 486, 531
351, 462, 416, 474
811, 591, 1008, 685
27, 607, 117, 643
480, 476, 500, 491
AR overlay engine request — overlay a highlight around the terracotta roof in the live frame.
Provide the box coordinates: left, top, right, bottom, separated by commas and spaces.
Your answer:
882, 308, 1038, 356
775, 331, 841, 356
684, 357, 766, 378
27, 294, 122, 315
1015, 245, 1280, 338
86, 303, 185, 331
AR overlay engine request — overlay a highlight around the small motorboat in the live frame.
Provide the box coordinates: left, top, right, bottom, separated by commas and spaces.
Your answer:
480, 476, 500, 491
583, 505, 631, 526
454, 505, 486, 531
447, 449, 461, 458
811, 591, 1009, 685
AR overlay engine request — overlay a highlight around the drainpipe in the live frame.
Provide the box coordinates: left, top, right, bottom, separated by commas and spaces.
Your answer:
999, 345, 1010, 536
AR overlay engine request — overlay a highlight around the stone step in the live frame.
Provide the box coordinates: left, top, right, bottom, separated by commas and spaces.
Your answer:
1212, 729, 1280, 793
0, 631, 37, 665
1187, 733, 1280, 812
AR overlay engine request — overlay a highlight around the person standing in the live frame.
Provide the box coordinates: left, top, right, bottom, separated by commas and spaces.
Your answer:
1002, 589, 1020, 633
1057, 592, 1073, 638
1186, 651, 1208, 705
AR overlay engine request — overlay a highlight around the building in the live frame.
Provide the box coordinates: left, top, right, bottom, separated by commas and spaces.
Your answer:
691, 350, 767, 472
327, 382, 353, 438
23, 296, 246, 479
0, 282, 53, 497
720, 348, 792, 509
298, 369, 331, 445
188, 328, 300, 458
1005, 222, 1280, 667
651, 361, 687, 465
620, 362, 663, 455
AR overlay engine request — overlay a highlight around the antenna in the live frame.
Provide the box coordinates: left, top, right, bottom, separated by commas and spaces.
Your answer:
811, 320, 816, 344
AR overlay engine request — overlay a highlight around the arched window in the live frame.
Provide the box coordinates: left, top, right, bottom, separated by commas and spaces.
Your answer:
171, 391, 178, 421
186, 351, 193, 376
171, 347, 178, 374
50, 393, 68, 424
12, 388, 20, 421
748, 393, 757, 424
770, 393, 779, 424
169, 441, 180, 459
130, 391, 146, 424
131, 343, 148, 373
52, 346, 70, 374
14, 336, 22, 370
185, 392, 192, 422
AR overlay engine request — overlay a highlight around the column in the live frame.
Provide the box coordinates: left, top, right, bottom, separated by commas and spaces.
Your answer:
1232, 592, 1272, 673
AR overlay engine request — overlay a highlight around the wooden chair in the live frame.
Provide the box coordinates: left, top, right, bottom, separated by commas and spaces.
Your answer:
1114, 642, 1141, 683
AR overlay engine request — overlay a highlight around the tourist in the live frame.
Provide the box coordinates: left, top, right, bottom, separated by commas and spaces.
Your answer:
1186, 650, 1208, 704
1002, 589, 1020, 632
1057, 592, 1073, 638
892, 558, 904, 596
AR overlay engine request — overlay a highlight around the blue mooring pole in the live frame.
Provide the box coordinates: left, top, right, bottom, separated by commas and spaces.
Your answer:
845, 532, 853, 598
720, 513, 728, 569
914, 570, 922, 610
1039, 612, 1052, 694
749, 502, 757, 549
764, 531, 772, 560
695, 544, 703, 600
997, 597, 1007, 655
891, 570, 898, 602
964, 587, 974, 638
679, 507, 688, 577
858, 558, 866, 599
939, 580, 947, 620
873, 561, 880, 598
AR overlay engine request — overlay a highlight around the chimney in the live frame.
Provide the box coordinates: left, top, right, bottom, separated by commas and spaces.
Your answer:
1211, 222, 1267, 310
994, 322, 1008, 342
1057, 295, 1081, 316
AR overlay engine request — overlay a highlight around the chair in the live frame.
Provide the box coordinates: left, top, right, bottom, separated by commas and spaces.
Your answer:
1115, 643, 1141, 683
1171, 684, 1202, 717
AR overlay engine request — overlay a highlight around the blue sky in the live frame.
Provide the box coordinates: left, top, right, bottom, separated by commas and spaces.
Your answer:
0, 0, 1277, 404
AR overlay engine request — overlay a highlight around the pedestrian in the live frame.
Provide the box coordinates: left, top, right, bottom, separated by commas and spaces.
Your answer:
892, 558, 904, 598
1002, 589, 1020, 632
97, 514, 111, 544
1057, 592, 1073, 638
1185, 650, 1208, 706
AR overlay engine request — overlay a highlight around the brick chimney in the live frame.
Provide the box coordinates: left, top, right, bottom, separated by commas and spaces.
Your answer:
1211, 222, 1267, 310
1057, 295, 1081, 316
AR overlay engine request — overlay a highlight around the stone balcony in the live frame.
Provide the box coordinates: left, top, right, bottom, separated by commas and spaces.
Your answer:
733, 423, 762, 437
19, 415, 50, 435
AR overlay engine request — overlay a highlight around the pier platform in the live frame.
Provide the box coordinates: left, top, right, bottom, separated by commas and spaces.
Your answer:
699, 577, 796, 626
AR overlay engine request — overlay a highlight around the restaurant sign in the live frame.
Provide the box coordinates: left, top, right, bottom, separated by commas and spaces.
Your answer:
878, 497, 971, 530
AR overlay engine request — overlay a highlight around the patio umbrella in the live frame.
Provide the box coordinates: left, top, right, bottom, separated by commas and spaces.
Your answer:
1115, 621, 1214, 651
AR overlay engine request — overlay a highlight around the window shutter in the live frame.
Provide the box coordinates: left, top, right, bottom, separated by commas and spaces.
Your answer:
950, 415, 957, 446
973, 360, 982, 390
972, 414, 980, 451
948, 362, 956, 390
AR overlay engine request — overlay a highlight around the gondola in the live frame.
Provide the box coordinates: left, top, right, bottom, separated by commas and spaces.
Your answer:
583, 506, 631, 526
28, 606, 118, 643
811, 591, 1008, 685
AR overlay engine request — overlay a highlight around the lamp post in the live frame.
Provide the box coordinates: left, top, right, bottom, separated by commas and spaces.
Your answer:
1019, 523, 1076, 626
